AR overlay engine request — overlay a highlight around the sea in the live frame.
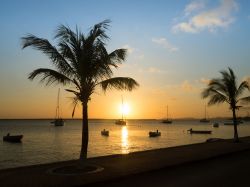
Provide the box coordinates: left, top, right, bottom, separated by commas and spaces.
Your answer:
1, 119, 250, 170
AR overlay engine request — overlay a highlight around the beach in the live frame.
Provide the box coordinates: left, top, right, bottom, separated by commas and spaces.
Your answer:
1, 136, 250, 187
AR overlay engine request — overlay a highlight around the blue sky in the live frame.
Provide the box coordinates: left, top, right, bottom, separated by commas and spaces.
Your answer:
0, 0, 250, 118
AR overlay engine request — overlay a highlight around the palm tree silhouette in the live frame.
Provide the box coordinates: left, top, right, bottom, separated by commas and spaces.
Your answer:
202, 67, 250, 142
21, 20, 139, 160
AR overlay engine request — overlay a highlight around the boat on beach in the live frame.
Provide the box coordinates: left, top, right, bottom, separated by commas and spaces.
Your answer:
149, 130, 161, 137
188, 128, 212, 134
101, 129, 109, 136
3, 134, 23, 143
51, 89, 64, 126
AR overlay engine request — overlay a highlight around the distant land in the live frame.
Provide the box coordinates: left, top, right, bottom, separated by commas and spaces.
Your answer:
0, 117, 249, 121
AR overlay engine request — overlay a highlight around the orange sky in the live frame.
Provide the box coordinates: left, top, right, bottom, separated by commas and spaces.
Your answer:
1, 0, 250, 119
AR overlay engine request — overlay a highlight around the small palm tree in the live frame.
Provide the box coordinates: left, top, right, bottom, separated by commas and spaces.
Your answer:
202, 67, 250, 142
21, 20, 139, 160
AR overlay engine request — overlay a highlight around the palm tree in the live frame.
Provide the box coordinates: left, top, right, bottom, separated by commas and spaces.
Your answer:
202, 67, 250, 142
21, 20, 139, 160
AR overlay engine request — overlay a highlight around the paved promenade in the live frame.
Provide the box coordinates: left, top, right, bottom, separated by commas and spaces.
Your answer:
1, 137, 250, 187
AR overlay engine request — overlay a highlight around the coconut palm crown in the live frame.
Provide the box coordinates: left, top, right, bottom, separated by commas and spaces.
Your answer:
21, 20, 139, 160
202, 67, 250, 142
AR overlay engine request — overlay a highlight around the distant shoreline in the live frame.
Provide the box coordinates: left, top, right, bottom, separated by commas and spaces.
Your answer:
0, 117, 247, 121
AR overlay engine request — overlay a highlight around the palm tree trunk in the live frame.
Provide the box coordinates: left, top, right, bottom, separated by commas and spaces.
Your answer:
80, 100, 89, 160
232, 108, 239, 142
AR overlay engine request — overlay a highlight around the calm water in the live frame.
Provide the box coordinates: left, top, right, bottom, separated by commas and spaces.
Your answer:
1, 119, 250, 169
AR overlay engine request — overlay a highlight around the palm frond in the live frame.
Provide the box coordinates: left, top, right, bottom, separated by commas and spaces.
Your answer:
236, 81, 249, 98
58, 41, 77, 65
65, 89, 80, 96
55, 24, 77, 42
99, 77, 139, 92
202, 87, 229, 104
207, 94, 228, 105
239, 96, 250, 104
71, 96, 79, 117
207, 79, 228, 95
90, 19, 110, 40
28, 68, 71, 85
108, 49, 127, 67
21, 34, 74, 76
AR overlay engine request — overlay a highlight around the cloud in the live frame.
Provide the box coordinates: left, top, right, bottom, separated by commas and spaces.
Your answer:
173, 0, 238, 33
184, 0, 205, 16
152, 38, 179, 52
199, 78, 211, 85
180, 80, 201, 93
136, 54, 145, 60
139, 67, 166, 74
242, 76, 250, 83
122, 44, 135, 54
122, 44, 144, 60
181, 80, 194, 92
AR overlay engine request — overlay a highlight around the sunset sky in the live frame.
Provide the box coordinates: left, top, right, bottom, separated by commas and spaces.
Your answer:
0, 0, 250, 119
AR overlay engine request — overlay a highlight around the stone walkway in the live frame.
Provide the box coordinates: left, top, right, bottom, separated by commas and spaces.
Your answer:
1, 137, 250, 187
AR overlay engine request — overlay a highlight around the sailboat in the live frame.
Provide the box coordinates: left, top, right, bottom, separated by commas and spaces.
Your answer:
200, 104, 210, 123
115, 96, 126, 125
51, 88, 64, 126
162, 105, 172, 124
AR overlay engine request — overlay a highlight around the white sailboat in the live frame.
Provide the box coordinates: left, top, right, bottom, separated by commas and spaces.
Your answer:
115, 96, 126, 125
51, 88, 64, 126
162, 105, 172, 124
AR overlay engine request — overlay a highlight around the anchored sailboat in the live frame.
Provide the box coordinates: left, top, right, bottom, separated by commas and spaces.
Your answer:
162, 105, 172, 124
51, 88, 64, 126
200, 104, 210, 123
115, 96, 126, 125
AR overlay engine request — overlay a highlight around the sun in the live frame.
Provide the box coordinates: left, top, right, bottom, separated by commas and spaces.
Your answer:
119, 103, 130, 115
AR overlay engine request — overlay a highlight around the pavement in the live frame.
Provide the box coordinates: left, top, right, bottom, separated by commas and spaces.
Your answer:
1, 137, 250, 187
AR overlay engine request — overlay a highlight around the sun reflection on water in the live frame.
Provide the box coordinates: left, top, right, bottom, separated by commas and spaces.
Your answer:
121, 126, 129, 154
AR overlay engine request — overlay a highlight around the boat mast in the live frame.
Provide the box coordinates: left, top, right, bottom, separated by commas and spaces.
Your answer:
167, 105, 169, 120
56, 88, 60, 119
121, 95, 124, 120
204, 104, 207, 119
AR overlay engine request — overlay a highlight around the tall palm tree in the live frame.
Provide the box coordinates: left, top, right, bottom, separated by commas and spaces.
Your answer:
202, 67, 250, 142
21, 20, 139, 160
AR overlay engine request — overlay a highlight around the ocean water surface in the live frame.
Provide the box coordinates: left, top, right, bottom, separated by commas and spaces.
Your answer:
1, 119, 250, 169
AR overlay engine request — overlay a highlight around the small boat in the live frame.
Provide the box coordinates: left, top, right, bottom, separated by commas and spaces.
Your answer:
51, 118, 64, 126
223, 120, 242, 125
162, 105, 172, 124
200, 118, 210, 123
188, 128, 212, 134
3, 133, 23, 143
51, 89, 64, 126
101, 129, 109, 136
213, 122, 219, 127
149, 130, 161, 137
115, 119, 126, 125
